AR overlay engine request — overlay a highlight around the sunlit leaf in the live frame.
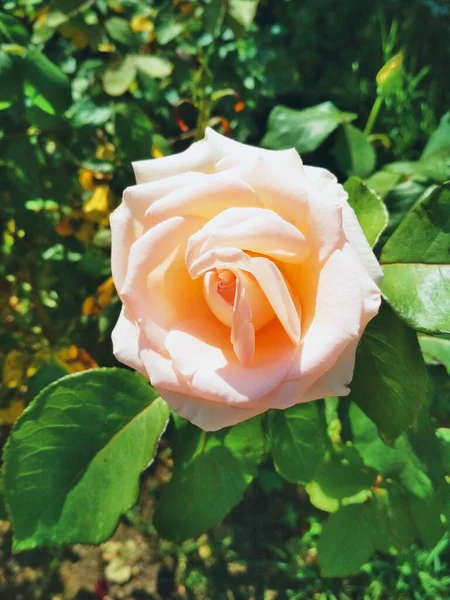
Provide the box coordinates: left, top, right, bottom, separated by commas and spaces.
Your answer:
3, 369, 170, 551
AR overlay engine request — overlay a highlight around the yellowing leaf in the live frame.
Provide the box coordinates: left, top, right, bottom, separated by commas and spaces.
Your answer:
108, 1, 125, 14
0, 399, 25, 425
79, 168, 95, 190
75, 222, 95, 245
83, 185, 111, 223
97, 276, 115, 307
98, 43, 116, 53
55, 217, 75, 237
82, 277, 116, 316
152, 147, 165, 158
130, 15, 154, 33
3, 350, 26, 389
56, 346, 98, 374
82, 296, 98, 316
59, 22, 90, 49
95, 142, 115, 161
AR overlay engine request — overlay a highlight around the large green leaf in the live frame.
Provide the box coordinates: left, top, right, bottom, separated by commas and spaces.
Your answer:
334, 124, 376, 178
23, 47, 71, 114
3, 369, 169, 552
344, 176, 388, 246
269, 402, 327, 483
381, 182, 450, 333
348, 302, 427, 445
262, 102, 356, 154
318, 503, 373, 577
102, 55, 137, 96
153, 416, 264, 542
418, 335, 450, 374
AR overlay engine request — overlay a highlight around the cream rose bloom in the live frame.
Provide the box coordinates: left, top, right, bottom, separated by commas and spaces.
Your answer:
111, 128, 382, 431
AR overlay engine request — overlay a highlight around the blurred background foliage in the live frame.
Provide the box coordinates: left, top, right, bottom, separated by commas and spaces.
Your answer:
0, 0, 449, 598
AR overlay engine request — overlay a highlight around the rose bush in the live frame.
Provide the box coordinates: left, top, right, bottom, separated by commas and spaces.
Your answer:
111, 128, 381, 430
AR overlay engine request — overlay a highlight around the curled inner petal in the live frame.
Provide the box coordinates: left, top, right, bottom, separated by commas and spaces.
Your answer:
203, 266, 280, 366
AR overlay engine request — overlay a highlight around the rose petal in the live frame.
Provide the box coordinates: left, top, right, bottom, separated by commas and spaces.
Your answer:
154, 387, 265, 431
121, 215, 206, 354
286, 245, 364, 388
189, 248, 301, 345
132, 138, 213, 184
164, 318, 296, 405
111, 307, 147, 376
110, 172, 205, 292
187, 207, 310, 264
230, 275, 255, 366
214, 152, 310, 231
144, 173, 260, 228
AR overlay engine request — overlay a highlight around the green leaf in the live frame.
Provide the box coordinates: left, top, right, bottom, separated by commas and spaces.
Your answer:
0, 479, 7, 520
154, 10, 186, 45
306, 446, 375, 513
418, 148, 450, 184
0, 52, 21, 107
381, 182, 450, 333
408, 494, 446, 547
227, 0, 260, 29
436, 428, 450, 470
418, 335, 450, 374
422, 112, 450, 159
154, 416, 264, 542
365, 169, 402, 199
102, 55, 137, 97
334, 124, 376, 178
3, 368, 169, 551
115, 103, 153, 160
70, 96, 114, 128
318, 504, 373, 577
350, 404, 433, 499
370, 486, 416, 553
105, 17, 138, 46
378, 179, 428, 245
0, 11, 29, 45
269, 402, 327, 483
262, 102, 357, 154
135, 55, 173, 79
344, 176, 388, 247
23, 47, 71, 114
348, 302, 427, 445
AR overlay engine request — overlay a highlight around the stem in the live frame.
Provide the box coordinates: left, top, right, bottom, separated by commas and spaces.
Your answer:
199, 430, 207, 454
364, 95, 384, 137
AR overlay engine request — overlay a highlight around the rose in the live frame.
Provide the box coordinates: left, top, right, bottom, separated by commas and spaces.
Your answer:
111, 128, 382, 431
